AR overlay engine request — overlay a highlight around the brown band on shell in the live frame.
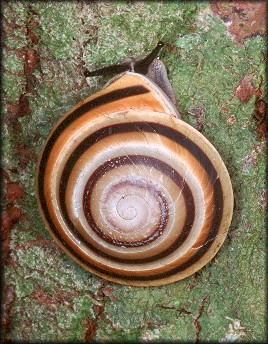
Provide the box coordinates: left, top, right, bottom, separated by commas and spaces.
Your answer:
39, 85, 150, 163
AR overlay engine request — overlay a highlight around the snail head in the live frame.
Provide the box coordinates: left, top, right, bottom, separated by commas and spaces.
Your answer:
84, 41, 164, 78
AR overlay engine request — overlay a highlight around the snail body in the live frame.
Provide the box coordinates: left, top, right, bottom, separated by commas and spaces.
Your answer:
36, 42, 233, 286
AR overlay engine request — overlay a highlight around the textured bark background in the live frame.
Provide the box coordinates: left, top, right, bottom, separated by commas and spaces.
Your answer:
1, 1, 267, 342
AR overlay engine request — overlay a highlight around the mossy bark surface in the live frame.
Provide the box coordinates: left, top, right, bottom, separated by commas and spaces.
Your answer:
2, 1, 267, 342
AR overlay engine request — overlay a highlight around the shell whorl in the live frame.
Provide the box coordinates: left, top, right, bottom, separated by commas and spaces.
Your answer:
36, 73, 233, 286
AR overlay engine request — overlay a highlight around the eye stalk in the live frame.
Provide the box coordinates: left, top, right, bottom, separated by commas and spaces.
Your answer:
84, 41, 165, 78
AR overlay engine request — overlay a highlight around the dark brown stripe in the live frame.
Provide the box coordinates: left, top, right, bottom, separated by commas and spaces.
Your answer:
38, 119, 223, 281
38, 85, 150, 170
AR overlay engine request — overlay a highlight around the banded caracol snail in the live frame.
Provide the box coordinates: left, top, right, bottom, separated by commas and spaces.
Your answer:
36, 42, 233, 286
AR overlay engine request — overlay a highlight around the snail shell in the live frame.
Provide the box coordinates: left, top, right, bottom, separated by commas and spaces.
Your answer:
36, 43, 233, 286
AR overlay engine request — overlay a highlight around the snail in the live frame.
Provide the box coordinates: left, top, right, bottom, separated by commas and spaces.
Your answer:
36, 42, 233, 286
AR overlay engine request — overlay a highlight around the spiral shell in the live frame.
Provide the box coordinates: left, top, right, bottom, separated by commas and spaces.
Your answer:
36, 71, 233, 286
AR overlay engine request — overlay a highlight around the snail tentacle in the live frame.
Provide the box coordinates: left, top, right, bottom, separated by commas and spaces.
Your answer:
84, 41, 164, 77
133, 41, 164, 74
